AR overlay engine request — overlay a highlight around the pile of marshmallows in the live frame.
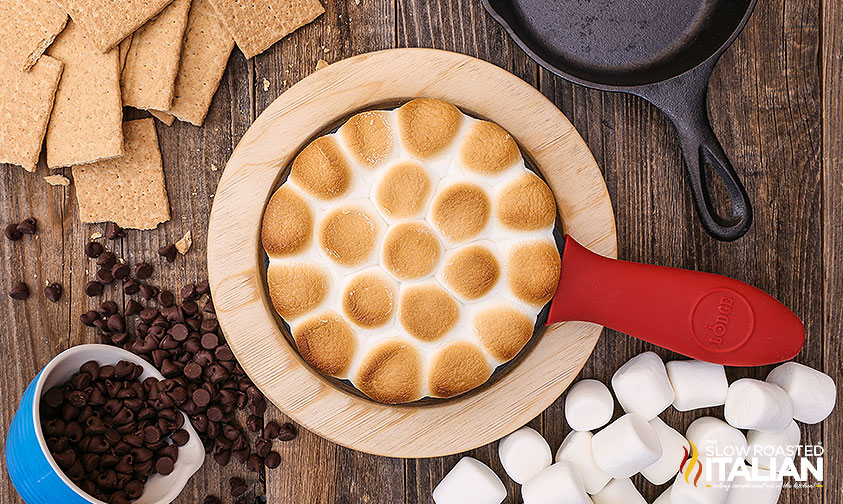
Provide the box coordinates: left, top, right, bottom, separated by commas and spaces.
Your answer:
433, 352, 836, 504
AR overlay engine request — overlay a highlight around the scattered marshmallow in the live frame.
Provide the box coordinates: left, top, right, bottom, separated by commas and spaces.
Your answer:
565, 379, 615, 431
665, 360, 728, 411
669, 469, 731, 504
685, 417, 747, 462
746, 420, 800, 471
724, 469, 782, 504
590, 478, 646, 504
641, 417, 690, 485
611, 352, 675, 419
521, 461, 592, 504
555, 430, 611, 494
432, 457, 506, 504
498, 426, 552, 484
591, 413, 662, 478
653, 486, 673, 504
724, 379, 793, 432
766, 362, 837, 424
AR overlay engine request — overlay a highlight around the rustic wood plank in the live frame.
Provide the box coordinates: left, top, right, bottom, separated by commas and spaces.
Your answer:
823, 0, 842, 503
250, 0, 403, 502
539, 0, 823, 502
396, 1, 538, 502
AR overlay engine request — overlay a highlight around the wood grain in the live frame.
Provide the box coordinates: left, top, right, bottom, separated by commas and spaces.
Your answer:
0, 0, 838, 503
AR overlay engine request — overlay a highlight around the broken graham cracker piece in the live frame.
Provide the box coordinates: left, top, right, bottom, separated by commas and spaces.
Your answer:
206, 0, 324, 59
175, 230, 192, 254
44, 174, 71, 186
153, 0, 234, 126
53, 0, 175, 52
150, 110, 176, 127
121, 0, 191, 111
73, 118, 170, 229
0, 56, 63, 172
46, 20, 124, 169
0, 0, 67, 71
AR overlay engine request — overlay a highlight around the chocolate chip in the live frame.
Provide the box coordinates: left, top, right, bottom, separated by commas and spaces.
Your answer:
17, 218, 37, 235
213, 449, 231, 466
254, 437, 270, 457
112, 263, 130, 280
9, 282, 29, 300
264, 451, 281, 468
184, 362, 202, 380
80, 310, 100, 326
158, 244, 177, 262
157, 290, 175, 307
95, 267, 113, 284
155, 456, 175, 475
84, 281, 104, 297
125, 300, 143, 316
196, 280, 210, 295
277, 423, 297, 441
122, 278, 140, 295
200, 332, 218, 350
107, 314, 126, 332
4, 223, 22, 241
170, 323, 189, 341
139, 283, 157, 300
180, 283, 196, 300
44, 283, 62, 303
203, 300, 215, 315
263, 421, 280, 440
105, 222, 125, 240
246, 415, 262, 433
135, 262, 153, 279
193, 388, 211, 408
97, 252, 117, 269
229, 477, 247, 497
85, 241, 104, 258
246, 454, 263, 472
171, 429, 190, 446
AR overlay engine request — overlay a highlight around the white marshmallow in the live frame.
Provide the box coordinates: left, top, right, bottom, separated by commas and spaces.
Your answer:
433, 457, 507, 504
724, 379, 793, 432
521, 461, 593, 504
746, 420, 800, 471
669, 469, 731, 504
591, 413, 662, 478
611, 352, 675, 420
590, 478, 645, 504
665, 360, 728, 411
685, 417, 747, 462
766, 361, 837, 424
724, 469, 782, 504
555, 430, 611, 494
498, 426, 552, 484
653, 487, 673, 504
641, 417, 690, 485
565, 379, 615, 431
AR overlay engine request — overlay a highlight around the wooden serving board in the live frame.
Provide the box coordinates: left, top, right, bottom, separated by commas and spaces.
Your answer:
207, 48, 617, 458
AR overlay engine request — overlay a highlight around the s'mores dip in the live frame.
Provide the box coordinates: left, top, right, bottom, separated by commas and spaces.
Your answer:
261, 98, 561, 404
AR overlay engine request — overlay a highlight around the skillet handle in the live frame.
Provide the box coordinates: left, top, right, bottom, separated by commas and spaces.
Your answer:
547, 236, 805, 366
640, 64, 753, 242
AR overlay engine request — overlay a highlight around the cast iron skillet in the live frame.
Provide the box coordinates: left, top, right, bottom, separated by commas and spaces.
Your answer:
482, 0, 758, 241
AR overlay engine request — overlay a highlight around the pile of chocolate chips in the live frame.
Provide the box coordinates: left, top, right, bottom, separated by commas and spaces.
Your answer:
79, 229, 296, 503
40, 360, 189, 504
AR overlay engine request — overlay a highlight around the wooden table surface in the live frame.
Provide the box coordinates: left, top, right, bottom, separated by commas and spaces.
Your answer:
1, 0, 840, 503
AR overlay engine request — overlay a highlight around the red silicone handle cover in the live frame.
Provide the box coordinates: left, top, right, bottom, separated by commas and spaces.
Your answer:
547, 236, 805, 366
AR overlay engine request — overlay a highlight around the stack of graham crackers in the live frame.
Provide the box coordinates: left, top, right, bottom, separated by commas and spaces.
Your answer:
0, 0, 324, 229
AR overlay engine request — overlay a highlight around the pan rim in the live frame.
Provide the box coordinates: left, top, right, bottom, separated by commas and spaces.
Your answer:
481, 0, 759, 90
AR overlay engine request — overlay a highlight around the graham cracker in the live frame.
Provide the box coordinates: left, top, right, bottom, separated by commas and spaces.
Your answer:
53, 0, 175, 52
46, 20, 124, 169
0, 56, 63, 171
118, 35, 133, 74
206, 0, 324, 59
73, 118, 171, 229
0, 0, 67, 70
121, 0, 191, 111
150, 110, 176, 126
157, 0, 234, 126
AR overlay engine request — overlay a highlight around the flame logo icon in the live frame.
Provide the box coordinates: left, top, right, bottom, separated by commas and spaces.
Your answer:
679, 441, 702, 486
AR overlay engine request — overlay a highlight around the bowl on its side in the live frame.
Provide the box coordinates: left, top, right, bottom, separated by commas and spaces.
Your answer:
5, 344, 205, 504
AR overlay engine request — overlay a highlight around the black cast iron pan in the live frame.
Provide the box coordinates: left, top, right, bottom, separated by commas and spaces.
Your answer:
482, 0, 758, 242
